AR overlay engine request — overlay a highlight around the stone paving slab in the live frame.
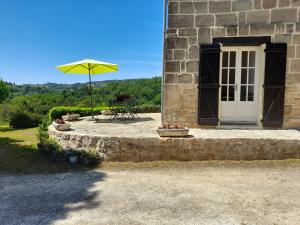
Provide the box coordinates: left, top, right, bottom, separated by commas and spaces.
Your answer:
49, 113, 300, 141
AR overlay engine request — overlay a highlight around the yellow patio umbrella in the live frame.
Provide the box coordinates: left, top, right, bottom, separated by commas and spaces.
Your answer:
56, 59, 118, 119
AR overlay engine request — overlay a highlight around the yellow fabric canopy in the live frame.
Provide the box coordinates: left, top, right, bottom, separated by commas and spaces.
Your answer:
56, 59, 118, 74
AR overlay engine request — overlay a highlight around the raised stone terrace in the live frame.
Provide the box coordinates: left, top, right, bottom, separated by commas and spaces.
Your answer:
49, 113, 300, 161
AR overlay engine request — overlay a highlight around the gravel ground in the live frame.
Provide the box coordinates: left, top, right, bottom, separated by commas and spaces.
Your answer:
0, 161, 300, 225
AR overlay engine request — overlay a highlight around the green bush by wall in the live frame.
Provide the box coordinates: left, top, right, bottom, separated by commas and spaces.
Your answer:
48, 105, 160, 121
48, 106, 108, 121
9, 111, 42, 128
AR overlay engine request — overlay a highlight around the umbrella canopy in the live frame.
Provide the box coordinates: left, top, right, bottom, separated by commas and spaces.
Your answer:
56, 59, 118, 119
56, 59, 118, 74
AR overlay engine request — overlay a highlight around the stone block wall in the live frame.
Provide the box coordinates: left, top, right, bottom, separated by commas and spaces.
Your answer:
163, 0, 300, 128
49, 126, 300, 161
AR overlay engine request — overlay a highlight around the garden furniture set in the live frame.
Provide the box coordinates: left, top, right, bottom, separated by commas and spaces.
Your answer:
108, 96, 140, 121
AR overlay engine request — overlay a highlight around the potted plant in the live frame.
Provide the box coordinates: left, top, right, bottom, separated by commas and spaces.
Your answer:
101, 109, 113, 116
62, 112, 80, 121
52, 118, 71, 131
157, 123, 189, 137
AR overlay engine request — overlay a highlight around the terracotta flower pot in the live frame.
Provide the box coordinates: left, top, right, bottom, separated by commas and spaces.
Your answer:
62, 114, 80, 121
52, 122, 71, 131
101, 110, 113, 116
157, 128, 189, 137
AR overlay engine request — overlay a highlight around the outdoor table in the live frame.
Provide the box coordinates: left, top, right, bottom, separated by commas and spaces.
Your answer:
108, 98, 139, 121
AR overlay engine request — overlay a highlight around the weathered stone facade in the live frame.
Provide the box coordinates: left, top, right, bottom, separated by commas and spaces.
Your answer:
163, 0, 300, 128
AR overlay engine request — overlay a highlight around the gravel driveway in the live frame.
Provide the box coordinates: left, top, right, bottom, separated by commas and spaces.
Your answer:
0, 161, 300, 225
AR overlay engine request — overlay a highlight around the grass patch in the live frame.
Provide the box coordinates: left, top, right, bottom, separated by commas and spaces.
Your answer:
0, 126, 83, 174
0, 121, 9, 131
0, 120, 8, 126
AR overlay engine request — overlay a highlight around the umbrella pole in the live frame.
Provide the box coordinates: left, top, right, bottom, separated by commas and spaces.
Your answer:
88, 67, 94, 118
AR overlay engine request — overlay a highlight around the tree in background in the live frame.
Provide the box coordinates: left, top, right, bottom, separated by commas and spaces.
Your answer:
0, 79, 9, 103
1, 77, 161, 128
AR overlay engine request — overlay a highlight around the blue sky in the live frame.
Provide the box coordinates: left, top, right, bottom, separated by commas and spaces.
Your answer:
0, 0, 163, 84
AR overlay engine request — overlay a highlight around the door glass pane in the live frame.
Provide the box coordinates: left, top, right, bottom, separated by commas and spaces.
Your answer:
241, 69, 247, 84
230, 52, 236, 67
248, 68, 255, 84
240, 86, 247, 101
229, 69, 235, 84
222, 52, 228, 67
228, 86, 235, 101
249, 51, 255, 67
248, 86, 254, 101
221, 86, 227, 101
222, 69, 228, 84
242, 51, 248, 67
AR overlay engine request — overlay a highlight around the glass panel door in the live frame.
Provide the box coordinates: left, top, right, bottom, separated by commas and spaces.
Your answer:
240, 51, 256, 102
221, 51, 236, 102
219, 46, 261, 125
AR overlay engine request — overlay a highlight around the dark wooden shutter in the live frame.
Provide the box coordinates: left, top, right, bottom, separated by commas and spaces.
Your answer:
262, 43, 287, 127
198, 44, 221, 126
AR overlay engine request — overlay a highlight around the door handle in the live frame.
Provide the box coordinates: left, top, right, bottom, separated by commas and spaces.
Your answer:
235, 84, 238, 91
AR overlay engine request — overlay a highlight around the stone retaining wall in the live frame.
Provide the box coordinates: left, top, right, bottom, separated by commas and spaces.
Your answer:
49, 127, 300, 161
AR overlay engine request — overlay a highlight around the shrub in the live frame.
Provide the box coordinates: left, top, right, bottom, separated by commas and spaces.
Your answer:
37, 138, 60, 154
138, 104, 161, 113
38, 116, 51, 143
0, 79, 9, 104
48, 105, 160, 121
9, 111, 42, 128
79, 149, 102, 167
0, 103, 10, 122
48, 106, 108, 121
37, 116, 62, 156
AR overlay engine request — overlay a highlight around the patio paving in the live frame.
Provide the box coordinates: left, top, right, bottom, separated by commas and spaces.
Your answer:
54, 113, 300, 140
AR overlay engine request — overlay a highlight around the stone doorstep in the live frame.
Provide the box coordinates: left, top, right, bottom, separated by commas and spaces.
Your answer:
49, 126, 300, 162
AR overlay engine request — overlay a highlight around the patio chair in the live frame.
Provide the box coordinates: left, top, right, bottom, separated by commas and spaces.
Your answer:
122, 98, 140, 120
108, 99, 121, 120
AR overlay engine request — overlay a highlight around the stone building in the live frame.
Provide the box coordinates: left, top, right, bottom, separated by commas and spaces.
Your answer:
162, 0, 300, 128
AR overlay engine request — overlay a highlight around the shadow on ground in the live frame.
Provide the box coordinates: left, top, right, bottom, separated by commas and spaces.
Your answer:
0, 136, 107, 225
94, 116, 154, 124
0, 137, 87, 174
0, 126, 14, 132
0, 170, 106, 225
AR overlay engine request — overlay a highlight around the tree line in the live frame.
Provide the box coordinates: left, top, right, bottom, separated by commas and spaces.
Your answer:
0, 77, 161, 127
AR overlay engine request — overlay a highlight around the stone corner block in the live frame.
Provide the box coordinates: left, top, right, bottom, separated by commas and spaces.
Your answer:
263, 0, 277, 9
271, 8, 298, 23
233, 0, 253, 12
246, 10, 270, 24
168, 15, 195, 29
209, 1, 231, 13
195, 15, 214, 27
178, 74, 194, 84
216, 14, 237, 26
165, 61, 181, 73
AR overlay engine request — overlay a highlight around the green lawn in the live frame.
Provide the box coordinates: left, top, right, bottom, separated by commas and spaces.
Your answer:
0, 121, 8, 128
0, 125, 79, 174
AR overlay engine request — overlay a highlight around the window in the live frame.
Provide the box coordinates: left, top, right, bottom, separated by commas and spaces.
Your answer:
240, 51, 256, 102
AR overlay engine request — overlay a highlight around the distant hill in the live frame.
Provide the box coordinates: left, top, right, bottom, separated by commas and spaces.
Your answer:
5, 77, 161, 100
